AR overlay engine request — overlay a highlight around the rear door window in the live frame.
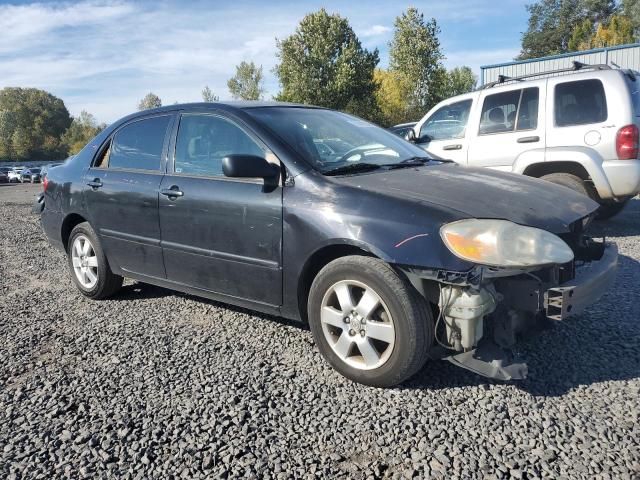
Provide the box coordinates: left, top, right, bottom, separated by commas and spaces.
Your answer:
555, 79, 607, 127
419, 99, 472, 141
108, 115, 171, 171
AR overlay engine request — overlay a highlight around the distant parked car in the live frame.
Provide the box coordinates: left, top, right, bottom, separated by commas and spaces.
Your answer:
7, 167, 26, 183
388, 122, 417, 138
0, 170, 8, 184
21, 168, 42, 183
409, 62, 640, 219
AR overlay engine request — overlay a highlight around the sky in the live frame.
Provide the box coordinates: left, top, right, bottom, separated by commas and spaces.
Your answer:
0, 0, 529, 123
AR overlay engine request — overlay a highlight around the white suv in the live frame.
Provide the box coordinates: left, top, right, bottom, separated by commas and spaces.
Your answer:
411, 64, 640, 218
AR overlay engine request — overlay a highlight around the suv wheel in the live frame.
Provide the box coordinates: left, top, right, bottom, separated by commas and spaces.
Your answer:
596, 200, 628, 220
307, 255, 432, 387
540, 172, 592, 197
67, 222, 123, 299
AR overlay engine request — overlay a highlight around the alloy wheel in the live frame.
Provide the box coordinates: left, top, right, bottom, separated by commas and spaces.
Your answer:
320, 279, 395, 370
71, 234, 99, 289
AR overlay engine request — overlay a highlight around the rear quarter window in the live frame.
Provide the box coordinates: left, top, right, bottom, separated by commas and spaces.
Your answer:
555, 79, 607, 127
627, 77, 640, 117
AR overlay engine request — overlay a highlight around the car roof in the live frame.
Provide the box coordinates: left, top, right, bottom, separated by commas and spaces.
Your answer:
110, 101, 326, 128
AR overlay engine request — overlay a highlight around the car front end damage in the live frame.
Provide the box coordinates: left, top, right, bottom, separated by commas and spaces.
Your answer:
402, 217, 618, 381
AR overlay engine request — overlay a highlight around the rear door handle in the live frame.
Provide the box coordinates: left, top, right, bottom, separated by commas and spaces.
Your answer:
87, 179, 103, 189
442, 144, 462, 151
160, 186, 184, 198
517, 136, 540, 143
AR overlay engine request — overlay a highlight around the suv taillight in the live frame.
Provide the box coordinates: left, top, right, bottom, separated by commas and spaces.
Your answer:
42, 176, 49, 191
616, 124, 639, 160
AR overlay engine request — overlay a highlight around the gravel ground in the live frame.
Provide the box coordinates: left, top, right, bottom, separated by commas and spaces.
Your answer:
0, 183, 638, 479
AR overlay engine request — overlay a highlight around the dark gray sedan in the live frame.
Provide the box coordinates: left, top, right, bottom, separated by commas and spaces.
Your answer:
40, 102, 617, 387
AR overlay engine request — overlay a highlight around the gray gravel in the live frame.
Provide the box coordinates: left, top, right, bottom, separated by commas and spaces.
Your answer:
1, 183, 639, 479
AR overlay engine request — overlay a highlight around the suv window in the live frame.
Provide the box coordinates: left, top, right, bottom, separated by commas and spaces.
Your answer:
419, 100, 472, 142
555, 79, 607, 127
174, 114, 264, 177
108, 116, 171, 171
479, 88, 539, 135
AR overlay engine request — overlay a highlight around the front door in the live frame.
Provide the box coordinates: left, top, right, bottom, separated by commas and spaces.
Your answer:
414, 98, 474, 164
83, 114, 173, 278
158, 112, 283, 306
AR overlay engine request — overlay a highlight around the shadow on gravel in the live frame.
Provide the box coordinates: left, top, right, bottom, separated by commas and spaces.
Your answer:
404, 252, 640, 397
588, 197, 640, 239
111, 281, 309, 331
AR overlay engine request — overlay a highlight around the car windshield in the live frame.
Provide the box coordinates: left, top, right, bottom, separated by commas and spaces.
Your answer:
31, 168, 41, 173
246, 107, 435, 174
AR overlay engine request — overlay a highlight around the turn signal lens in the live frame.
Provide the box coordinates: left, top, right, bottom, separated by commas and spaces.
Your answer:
440, 219, 574, 267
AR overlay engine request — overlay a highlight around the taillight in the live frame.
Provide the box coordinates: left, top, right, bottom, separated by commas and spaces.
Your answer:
616, 124, 639, 160
42, 176, 49, 191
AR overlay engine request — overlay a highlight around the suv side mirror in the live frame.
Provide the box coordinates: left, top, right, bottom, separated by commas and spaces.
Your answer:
405, 129, 417, 143
222, 155, 280, 180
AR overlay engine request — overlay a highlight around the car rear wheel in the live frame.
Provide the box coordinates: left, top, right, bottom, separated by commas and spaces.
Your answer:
307, 255, 432, 387
67, 222, 123, 299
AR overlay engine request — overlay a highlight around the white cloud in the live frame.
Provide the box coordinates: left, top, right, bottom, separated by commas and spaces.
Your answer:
360, 24, 391, 38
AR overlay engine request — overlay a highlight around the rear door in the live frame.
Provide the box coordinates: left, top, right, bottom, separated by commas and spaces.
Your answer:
83, 114, 173, 278
414, 96, 475, 164
467, 84, 545, 170
158, 111, 283, 306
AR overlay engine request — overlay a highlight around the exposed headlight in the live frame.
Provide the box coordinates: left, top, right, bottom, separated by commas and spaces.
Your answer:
440, 219, 574, 267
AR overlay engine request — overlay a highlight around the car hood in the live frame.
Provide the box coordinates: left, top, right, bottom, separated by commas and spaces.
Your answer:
332, 164, 599, 233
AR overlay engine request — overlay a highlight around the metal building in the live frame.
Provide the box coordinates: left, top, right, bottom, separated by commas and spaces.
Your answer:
480, 42, 640, 86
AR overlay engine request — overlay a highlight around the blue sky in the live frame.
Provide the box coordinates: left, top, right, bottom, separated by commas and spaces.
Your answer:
0, 0, 529, 123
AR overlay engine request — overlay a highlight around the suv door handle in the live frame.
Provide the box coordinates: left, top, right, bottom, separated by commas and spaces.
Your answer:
160, 186, 184, 198
517, 136, 540, 143
87, 179, 103, 189
442, 144, 462, 151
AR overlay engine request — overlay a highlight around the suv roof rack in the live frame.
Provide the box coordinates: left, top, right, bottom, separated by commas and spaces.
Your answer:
480, 61, 612, 89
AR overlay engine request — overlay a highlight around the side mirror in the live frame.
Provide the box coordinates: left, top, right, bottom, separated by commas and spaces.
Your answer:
222, 155, 280, 180
405, 129, 417, 143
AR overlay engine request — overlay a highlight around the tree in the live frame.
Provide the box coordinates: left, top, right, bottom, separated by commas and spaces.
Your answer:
442, 67, 477, 98
274, 9, 379, 119
0, 87, 71, 161
389, 8, 445, 118
568, 18, 595, 51
518, 0, 617, 59
623, 0, 640, 36
227, 61, 265, 100
138, 92, 162, 110
592, 14, 635, 46
201, 86, 219, 102
62, 111, 106, 155
373, 69, 410, 127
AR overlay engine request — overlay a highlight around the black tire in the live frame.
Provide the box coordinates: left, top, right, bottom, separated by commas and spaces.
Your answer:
307, 255, 433, 387
540, 172, 592, 197
595, 200, 628, 220
67, 222, 123, 299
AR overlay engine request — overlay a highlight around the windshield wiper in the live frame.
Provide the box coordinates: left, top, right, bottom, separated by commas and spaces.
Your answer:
323, 162, 382, 176
384, 156, 436, 169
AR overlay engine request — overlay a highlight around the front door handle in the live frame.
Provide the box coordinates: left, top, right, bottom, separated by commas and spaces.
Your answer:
517, 135, 540, 143
443, 144, 462, 151
160, 186, 184, 198
87, 179, 103, 189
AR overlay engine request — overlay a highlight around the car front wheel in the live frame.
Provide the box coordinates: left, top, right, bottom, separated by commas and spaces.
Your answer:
67, 222, 123, 299
308, 255, 432, 387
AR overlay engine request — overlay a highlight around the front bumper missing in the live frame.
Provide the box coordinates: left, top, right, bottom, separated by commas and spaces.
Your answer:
545, 242, 618, 321
440, 242, 618, 381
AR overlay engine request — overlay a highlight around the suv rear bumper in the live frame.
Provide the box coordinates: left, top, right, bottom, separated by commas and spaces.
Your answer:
602, 160, 640, 199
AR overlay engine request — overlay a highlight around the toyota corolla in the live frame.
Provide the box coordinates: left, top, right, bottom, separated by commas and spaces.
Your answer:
40, 102, 617, 387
